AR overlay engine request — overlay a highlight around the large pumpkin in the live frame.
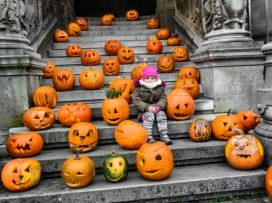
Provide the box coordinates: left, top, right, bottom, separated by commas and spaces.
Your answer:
156, 28, 171, 40
58, 103, 92, 127
136, 141, 174, 180
52, 69, 75, 91
146, 37, 163, 54
75, 17, 88, 31
236, 110, 260, 133
102, 150, 129, 183
146, 17, 160, 29
178, 65, 200, 82
79, 68, 105, 90
167, 37, 181, 46
53, 30, 69, 42
104, 39, 122, 56
33, 86, 58, 109
117, 46, 135, 64
115, 120, 148, 149
67, 22, 81, 36
225, 128, 264, 170
126, 9, 139, 21
102, 58, 120, 76
42, 61, 56, 79
173, 78, 200, 99
1, 158, 41, 191
6, 132, 44, 158
188, 118, 212, 142
81, 50, 101, 66
172, 46, 189, 62
109, 77, 134, 104
101, 14, 113, 26
130, 63, 149, 80
157, 55, 175, 73
68, 122, 98, 153
266, 165, 272, 202
66, 44, 82, 57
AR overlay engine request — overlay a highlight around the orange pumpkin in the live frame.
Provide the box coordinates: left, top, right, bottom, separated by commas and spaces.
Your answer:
52, 69, 75, 91
236, 110, 260, 133
101, 14, 113, 26
173, 78, 200, 99
81, 50, 101, 66
75, 17, 88, 31
146, 37, 163, 54
67, 22, 81, 36
66, 44, 82, 57
172, 46, 189, 62
53, 30, 69, 42
146, 17, 160, 29
109, 77, 134, 104
33, 86, 58, 108
131, 63, 149, 80
126, 9, 139, 21
79, 68, 105, 90
104, 39, 122, 55
167, 37, 181, 46
42, 61, 56, 79
108, 13, 116, 21
156, 28, 171, 39
6, 132, 44, 158
178, 65, 200, 82
102, 58, 120, 76
117, 46, 135, 64
115, 120, 148, 149
188, 118, 212, 142
266, 166, 272, 202
157, 55, 175, 73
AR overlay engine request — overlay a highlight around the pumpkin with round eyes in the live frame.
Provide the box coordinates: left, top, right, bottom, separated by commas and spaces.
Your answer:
104, 39, 122, 56
126, 9, 139, 21
237, 110, 260, 133
225, 128, 264, 170
115, 120, 148, 149
136, 141, 174, 180
102, 58, 120, 76
109, 77, 134, 104
172, 46, 189, 62
61, 152, 96, 188
81, 50, 101, 66
157, 55, 175, 73
117, 46, 135, 64
212, 109, 244, 141
6, 132, 44, 158
1, 158, 41, 191
101, 14, 113, 26
166, 88, 195, 120
66, 44, 82, 57
173, 78, 200, 99
178, 65, 200, 82
33, 86, 58, 108
68, 122, 98, 153
53, 30, 69, 42
79, 68, 105, 90
23, 107, 55, 131
188, 118, 212, 142
146, 17, 160, 29
42, 61, 56, 79
131, 63, 149, 80
75, 17, 88, 31
52, 69, 75, 91
67, 23, 81, 36
167, 37, 181, 46
146, 37, 163, 54
156, 28, 171, 40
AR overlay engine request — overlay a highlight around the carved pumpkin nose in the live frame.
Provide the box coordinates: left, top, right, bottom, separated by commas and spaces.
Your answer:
80, 136, 85, 142
19, 175, 24, 180
239, 145, 245, 150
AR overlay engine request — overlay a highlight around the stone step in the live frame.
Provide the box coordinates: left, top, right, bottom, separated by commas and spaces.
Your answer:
86, 24, 148, 31
78, 29, 159, 37
87, 20, 148, 26
84, 15, 155, 22
0, 163, 265, 203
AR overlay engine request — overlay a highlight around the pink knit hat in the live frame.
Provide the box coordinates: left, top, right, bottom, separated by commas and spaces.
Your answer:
142, 65, 158, 80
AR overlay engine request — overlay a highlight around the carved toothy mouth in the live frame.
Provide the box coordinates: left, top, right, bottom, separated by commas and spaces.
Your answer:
122, 57, 133, 61
105, 71, 117, 75
12, 178, 31, 188
33, 123, 51, 129
176, 56, 187, 60
237, 154, 251, 158
69, 142, 97, 152
15, 144, 31, 153
173, 113, 191, 120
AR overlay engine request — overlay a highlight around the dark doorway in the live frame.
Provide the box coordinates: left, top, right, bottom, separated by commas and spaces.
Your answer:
74, 0, 157, 17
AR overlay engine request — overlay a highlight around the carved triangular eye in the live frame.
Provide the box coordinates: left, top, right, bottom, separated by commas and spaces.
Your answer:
114, 108, 118, 114
24, 165, 30, 173
243, 115, 248, 120
223, 122, 228, 127
175, 104, 180, 110
184, 103, 189, 108
87, 130, 93, 136
73, 130, 79, 136
34, 115, 39, 119
44, 112, 50, 118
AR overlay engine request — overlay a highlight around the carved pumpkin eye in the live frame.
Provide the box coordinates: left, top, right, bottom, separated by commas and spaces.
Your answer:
155, 154, 163, 162
247, 141, 253, 146
73, 130, 79, 137
234, 141, 239, 147
139, 157, 145, 166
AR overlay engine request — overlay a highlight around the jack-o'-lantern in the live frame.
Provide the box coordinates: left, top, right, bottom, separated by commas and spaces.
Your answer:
66, 44, 82, 57
156, 28, 171, 40
1, 158, 41, 192
61, 152, 96, 188
212, 109, 244, 141
67, 23, 81, 36
6, 132, 44, 158
109, 77, 134, 104
167, 37, 181, 46
146, 17, 160, 29
157, 55, 175, 73
136, 141, 174, 180
101, 15, 113, 26
75, 17, 88, 31
115, 120, 148, 149
237, 110, 260, 133
117, 46, 135, 64
58, 103, 92, 127
126, 9, 139, 21
102, 58, 120, 76
33, 86, 58, 108
172, 46, 189, 62
225, 128, 264, 170
23, 107, 55, 131
131, 63, 149, 80
266, 166, 272, 201
178, 66, 200, 82
188, 118, 212, 142
107, 13, 116, 21
68, 122, 98, 153
42, 61, 56, 79
104, 39, 122, 56
101, 88, 130, 126
166, 88, 195, 120
81, 50, 101, 66
146, 37, 163, 54
52, 69, 75, 91
79, 68, 105, 90
173, 78, 200, 99
53, 30, 69, 42
102, 151, 129, 183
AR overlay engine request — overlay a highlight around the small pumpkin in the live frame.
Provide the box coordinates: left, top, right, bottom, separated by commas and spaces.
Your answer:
67, 22, 81, 36
75, 17, 88, 31
157, 54, 175, 73
146, 37, 163, 54
265, 165, 272, 202
52, 69, 75, 91
102, 58, 120, 76
178, 66, 200, 82
108, 13, 116, 21
173, 78, 200, 99
236, 110, 260, 133
126, 9, 139, 21
156, 28, 171, 40
104, 39, 122, 56
102, 150, 129, 183
81, 50, 101, 66
131, 63, 149, 80
109, 77, 134, 104
33, 86, 58, 109
42, 61, 56, 79
79, 68, 105, 90
53, 30, 69, 42
167, 37, 181, 46
188, 118, 212, 142
101, 14, 113, 26
146, 17, 160, 29
117, 46, 135, 64
66, 44, 82, 57
172, 46, 189, 62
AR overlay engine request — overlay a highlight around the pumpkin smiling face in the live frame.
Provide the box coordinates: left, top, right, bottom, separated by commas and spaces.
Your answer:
178, 65, 200, 82
172, 46, 189, 62
157, 55, 175, 73
101, 15, 113, 26
67, 23, 81, 36
66, 44, 82, 57
147, 18, 160, 29
173, 78, 200, 99
42, 61, 56, 79
75, 17, 88, 31
102, 58, 120, 76
117, 46, 135, 64
104, 39, 122, 56
81, 50, 101, 66
126, 9, 139, 21
53, 30, 69, 42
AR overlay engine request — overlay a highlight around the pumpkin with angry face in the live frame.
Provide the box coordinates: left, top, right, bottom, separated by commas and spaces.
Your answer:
67, 22, 81, 36
146, 37, 163, 54
75, 17, 88, 31
172, 46, 189, 62
157, 55, 175, 73
117, 46, 135, 64
42, 61, 56, 79
53, 30, 69, 42
102, 58, 120, 76
104, 39, 122, 56
52, 69, 75, 91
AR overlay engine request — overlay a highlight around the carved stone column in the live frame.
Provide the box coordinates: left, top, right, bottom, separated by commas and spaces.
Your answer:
190, 0, 265, 113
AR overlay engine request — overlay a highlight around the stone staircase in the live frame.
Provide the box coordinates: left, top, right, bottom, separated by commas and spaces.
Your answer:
0, 16, 267, 202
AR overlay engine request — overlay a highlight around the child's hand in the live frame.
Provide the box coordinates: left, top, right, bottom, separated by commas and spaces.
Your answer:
148, 106, 158, 114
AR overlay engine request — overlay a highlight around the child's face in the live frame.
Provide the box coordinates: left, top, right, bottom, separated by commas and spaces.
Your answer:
143, 76, 157, 83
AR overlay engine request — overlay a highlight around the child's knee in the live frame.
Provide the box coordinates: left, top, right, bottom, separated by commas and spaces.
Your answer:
143, 112, 155, 122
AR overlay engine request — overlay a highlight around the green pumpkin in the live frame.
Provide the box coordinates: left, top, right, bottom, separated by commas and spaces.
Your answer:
102, 150, 129, 182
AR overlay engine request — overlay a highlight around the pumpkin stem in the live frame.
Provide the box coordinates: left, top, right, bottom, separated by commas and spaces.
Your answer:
227, 109, 231, 115
74, 150, 81, 160
233, 128, 245, 135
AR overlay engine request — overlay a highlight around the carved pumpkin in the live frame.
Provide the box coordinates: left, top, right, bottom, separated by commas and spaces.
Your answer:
52, 69, 75, 91
81, 50, 101, 66
75, 17, 88, 31
1, 158, 41, 192
104, 39, 122, 56
166, 88, 195, 120
68, 122, 98, 153
53, 30, 69, 42
23, 107, 55, 131
126, 9, 139, 21
101, 89, 130, 126
42, 61, 56, 79
173, 78, 200, 99
58, 103, 92, 127
146, 17, 160, 29
117, 46, 135, 64
188, 118, 212, 142
167, 37, 181, 46
236, 110, 260, 133
66, 44, 82, 57
178, 66, 200, 82
33, 86, 58, 109
102, 150, 129, 183
67, 22, 81, 36
266, 166, 272, 202
61, 152, 96, 188
136, 141, 174, 180
157, 55, 175, 73
6, 132, 44, 158
156, 28, 171, 39
212, 109, 244, 141
172, 46, 189, 62
146, 37, 163, 54
131, 63, 149, 80
225, 128, 264, 170
101, 14, 113, 26
79, 68, 105, 90
102, 58, 120, 76
115, 120, 148, 149
109, 77, 134, 104
108, 13, 116, 21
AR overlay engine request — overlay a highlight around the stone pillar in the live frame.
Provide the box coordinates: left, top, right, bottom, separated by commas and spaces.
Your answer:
190, 0, 265, 113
